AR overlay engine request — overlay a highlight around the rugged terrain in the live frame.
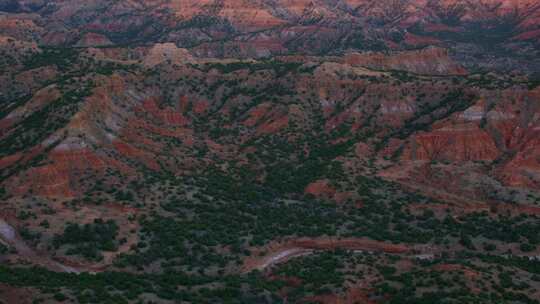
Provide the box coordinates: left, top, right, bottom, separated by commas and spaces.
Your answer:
1, 0, 540, 303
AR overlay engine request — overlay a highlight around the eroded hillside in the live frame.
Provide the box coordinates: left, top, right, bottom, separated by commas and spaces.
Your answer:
0, 1, 540, 303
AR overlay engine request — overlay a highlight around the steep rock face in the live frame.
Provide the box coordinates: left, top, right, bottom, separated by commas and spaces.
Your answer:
499, 137, 540, 189
405, 125, 499, 162
8, 148, 129, 197
399, 98, 501, 161
492, 88, 540, 188
381, 86, 540, 199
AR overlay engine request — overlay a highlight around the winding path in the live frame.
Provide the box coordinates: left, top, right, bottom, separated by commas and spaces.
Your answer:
242, 237, 413, 272
0, 219, 81, 273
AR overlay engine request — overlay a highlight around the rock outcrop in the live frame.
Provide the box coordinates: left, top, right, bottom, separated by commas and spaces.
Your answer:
343, 47, 468, 75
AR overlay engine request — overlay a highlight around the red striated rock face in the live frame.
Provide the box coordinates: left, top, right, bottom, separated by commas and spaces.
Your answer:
113, 141, 161, 171
404, 125, 499, 162
242, 102, 290, 135
488, 88, 540, 188
496, 122, 540, 189
140, 98, 190, 127
374, 84, 540, 211
7, 147, 133, 198
386, 87, 539, 180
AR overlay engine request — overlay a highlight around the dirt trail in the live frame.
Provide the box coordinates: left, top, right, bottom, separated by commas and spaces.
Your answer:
257, 248, 313, 270
0, 219, 41, 258
242, 237, 411, 272
0, 219, 82, 273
